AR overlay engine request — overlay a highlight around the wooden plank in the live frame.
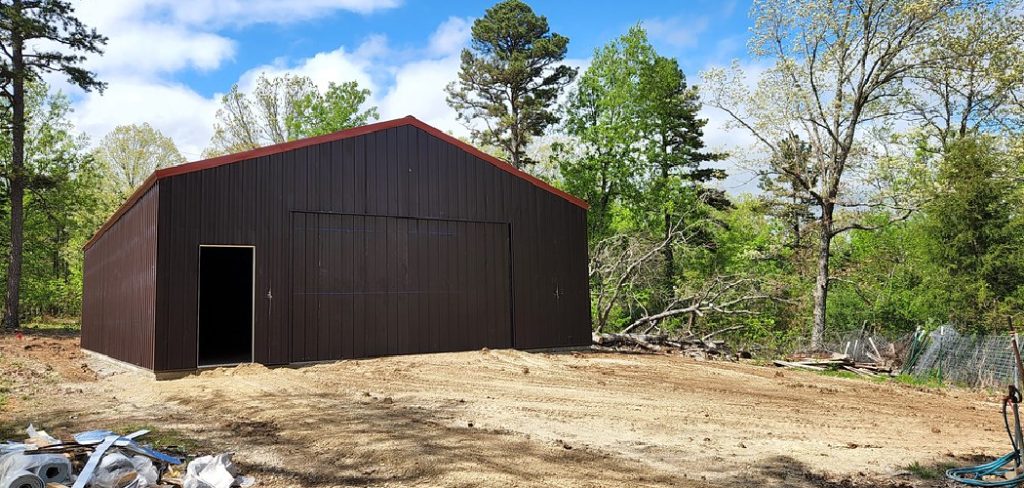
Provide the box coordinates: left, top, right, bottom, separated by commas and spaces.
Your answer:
773, 360, 826, 371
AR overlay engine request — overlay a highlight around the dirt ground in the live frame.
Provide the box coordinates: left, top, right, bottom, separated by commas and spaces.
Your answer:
0, 330, 1013, 487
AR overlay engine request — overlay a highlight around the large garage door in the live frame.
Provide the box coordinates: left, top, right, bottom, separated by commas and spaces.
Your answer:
290, 213, 512, 362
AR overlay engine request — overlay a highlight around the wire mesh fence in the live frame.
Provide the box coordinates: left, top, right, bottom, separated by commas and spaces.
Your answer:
902, 326, 1023, 389
816, 325, 1024, 389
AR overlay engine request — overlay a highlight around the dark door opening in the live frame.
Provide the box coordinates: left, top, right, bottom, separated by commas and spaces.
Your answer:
198, 246, 254, 366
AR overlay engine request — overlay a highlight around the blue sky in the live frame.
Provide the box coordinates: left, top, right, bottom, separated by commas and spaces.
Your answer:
175, 0, 751, 98
58, 0, 759, 190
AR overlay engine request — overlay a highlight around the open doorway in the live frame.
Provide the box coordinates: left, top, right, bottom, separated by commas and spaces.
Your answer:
198, 245, 254, 367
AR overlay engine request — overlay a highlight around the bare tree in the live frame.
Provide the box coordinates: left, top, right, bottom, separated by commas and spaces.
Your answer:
589, 216, 778, 335
589, 223, 684, 333
620, 276, 774, 335
206, 73, 378, 157
907, 1, 1024, 149
703, 0, 965, 349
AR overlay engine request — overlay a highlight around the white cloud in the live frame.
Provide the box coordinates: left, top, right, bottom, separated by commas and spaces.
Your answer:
354, 34, 391, 60
237, 18, 471, 136
61, 0, 403, 159
156, 0, 402, 26
69, 0, 404, 80
74, 0, 401, 29
61, 9, 587, 170
88, 24, 235, 75
70, 79, 220, 160
239, 44, 378, 95
643, 16, 710, 50
428, 17, 473, 56
379, 57, 463, 133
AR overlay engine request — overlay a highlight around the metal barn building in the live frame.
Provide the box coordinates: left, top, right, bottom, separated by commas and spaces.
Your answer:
81, 116, 591, 373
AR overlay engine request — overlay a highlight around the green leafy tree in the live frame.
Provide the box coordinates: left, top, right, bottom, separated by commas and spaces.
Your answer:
827, 214, 945, 335
563, 26, 748, 331
561, 26, 724, 294
0, 0, 106, 328
922, 136, 1024, 328
559, 26, 650, 240
206, 73, 378, 156
0, 83, 106, 319
637, 51, 726, 288
288, 80, 378, 139
95, 123, 184, 201
446, 0, 576, 168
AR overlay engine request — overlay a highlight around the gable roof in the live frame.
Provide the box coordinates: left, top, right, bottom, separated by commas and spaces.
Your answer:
84, 115, 588, 251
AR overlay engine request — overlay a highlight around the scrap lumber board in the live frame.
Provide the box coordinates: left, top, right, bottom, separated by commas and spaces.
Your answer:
773, 360, 826, 371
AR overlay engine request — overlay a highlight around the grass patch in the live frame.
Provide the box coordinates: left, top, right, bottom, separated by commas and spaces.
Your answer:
21, 318, 80, 335
813, 367, 953, 389
111, 424, 203, 457
891, 372, 945, 389
905, 461, 956, 480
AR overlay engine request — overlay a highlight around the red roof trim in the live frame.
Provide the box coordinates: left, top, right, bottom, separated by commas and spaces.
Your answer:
84, 116, 587, 250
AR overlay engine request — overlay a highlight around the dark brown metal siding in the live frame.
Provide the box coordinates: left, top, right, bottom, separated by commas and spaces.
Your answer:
154, 124, 590, 371
81, 185, 159, 369
290, 213, 512, 361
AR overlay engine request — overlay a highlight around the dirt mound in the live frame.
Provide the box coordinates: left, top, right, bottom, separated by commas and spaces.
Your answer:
197, 362, 271, 378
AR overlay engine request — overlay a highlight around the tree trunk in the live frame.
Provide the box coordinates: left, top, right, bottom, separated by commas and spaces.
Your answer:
660, 163, 674, 298
810, 213, 833, 350
5, 31, 25, 330
663, 208, 675, 293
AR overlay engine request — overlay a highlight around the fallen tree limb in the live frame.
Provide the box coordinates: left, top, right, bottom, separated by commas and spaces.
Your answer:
702, 325, 746, 342
591, 332, 741, 360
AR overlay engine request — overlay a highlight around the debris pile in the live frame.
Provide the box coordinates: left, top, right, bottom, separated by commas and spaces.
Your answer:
592, 332, 747, 359
773, 352, 895, 377
0, 425, 253, 488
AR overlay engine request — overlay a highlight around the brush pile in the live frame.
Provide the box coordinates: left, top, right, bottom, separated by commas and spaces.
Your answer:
592, 332, 746, 359
773, 352, 895, 377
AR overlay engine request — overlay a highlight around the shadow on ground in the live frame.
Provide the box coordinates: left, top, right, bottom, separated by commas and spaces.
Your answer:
158, 388, 696, 487
3, 385, 982, 488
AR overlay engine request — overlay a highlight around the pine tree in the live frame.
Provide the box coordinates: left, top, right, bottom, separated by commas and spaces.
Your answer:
0, 0, 106, 329
639, 53, 726, 287
446, 0, 576, 168
758, 135, 818, 251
